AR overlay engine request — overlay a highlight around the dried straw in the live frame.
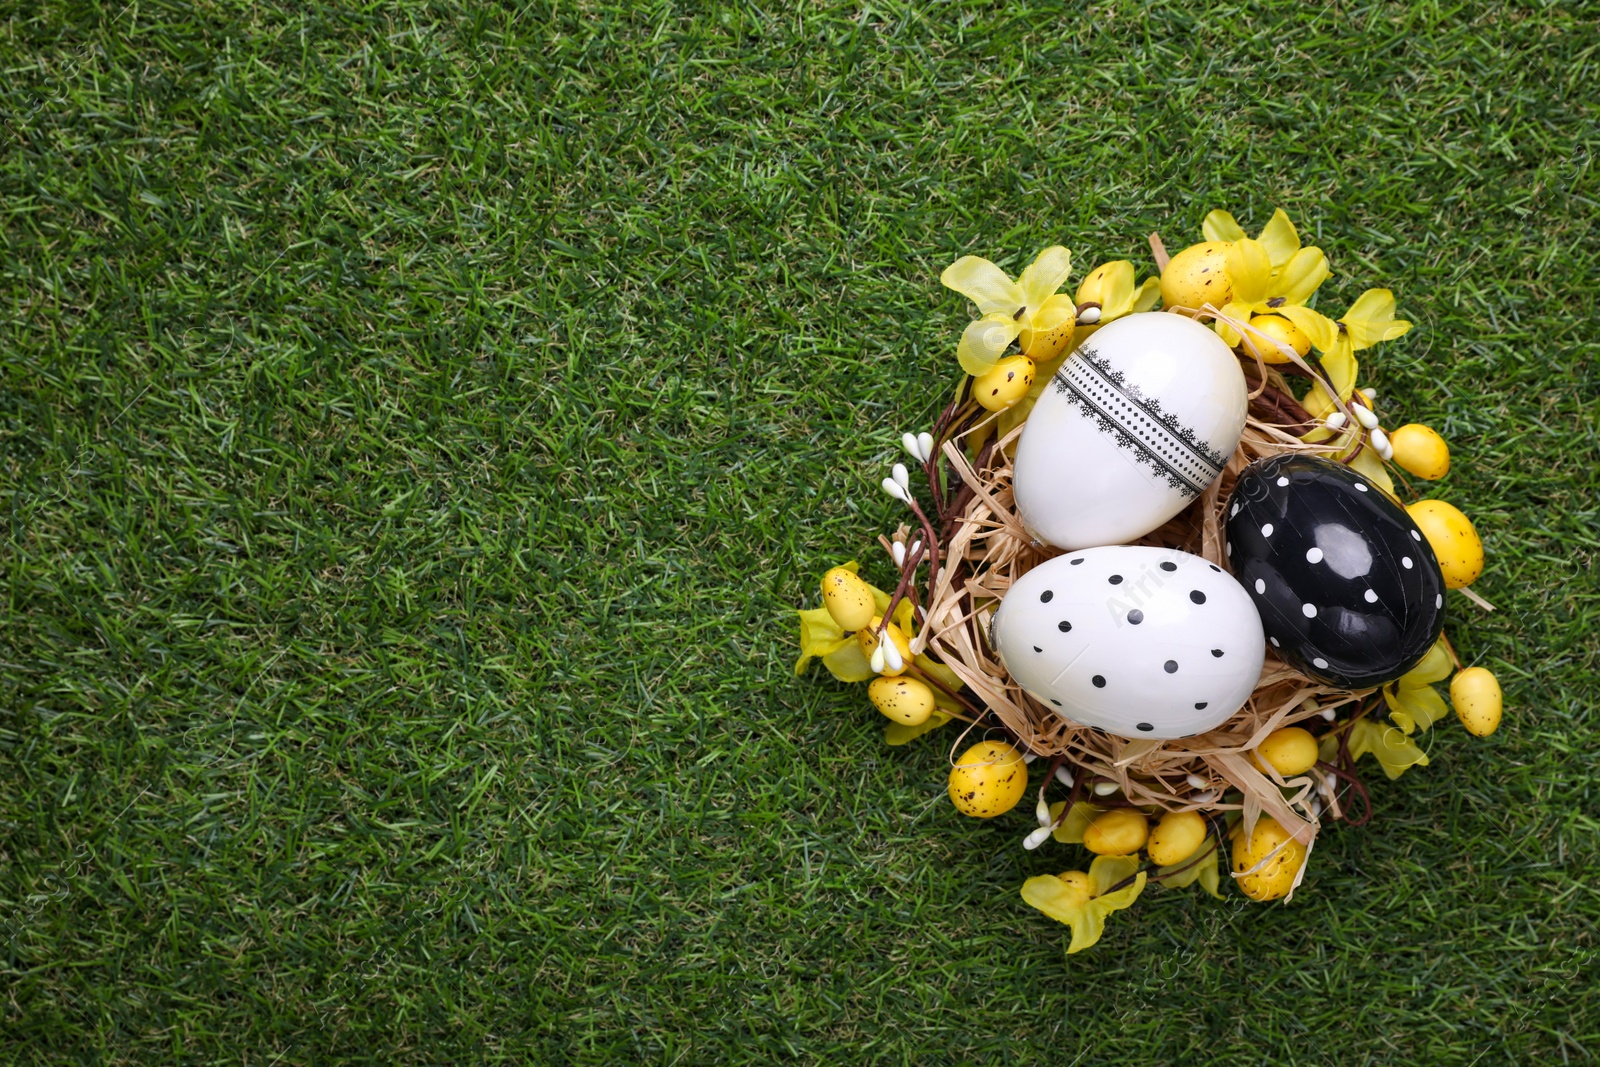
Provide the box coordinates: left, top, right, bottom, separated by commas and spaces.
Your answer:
918, 338, 1371, 855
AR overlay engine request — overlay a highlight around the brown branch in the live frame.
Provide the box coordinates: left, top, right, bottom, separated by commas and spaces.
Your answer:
1318, 758, 1373, 827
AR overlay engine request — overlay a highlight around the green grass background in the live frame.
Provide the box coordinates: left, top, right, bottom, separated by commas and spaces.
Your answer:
2, 1, 1597, 1062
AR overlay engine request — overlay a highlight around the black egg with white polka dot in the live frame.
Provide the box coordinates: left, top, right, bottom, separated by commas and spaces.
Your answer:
1224, 453, 1445, 689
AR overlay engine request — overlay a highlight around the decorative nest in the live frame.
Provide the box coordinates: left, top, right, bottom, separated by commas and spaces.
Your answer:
800, 226, 1499, 937
914, 358, 1370, 866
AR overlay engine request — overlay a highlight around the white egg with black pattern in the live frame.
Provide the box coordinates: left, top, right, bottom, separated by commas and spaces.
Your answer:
991, 546, 1266, 740
1012, 312, 1247, 551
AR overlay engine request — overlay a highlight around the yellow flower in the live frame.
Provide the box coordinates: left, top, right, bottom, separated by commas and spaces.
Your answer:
989, 259, 1161, 439
1212, 236, 1337, 352
1021, 855, 1147, 954
794, 561, 909, 682
1383, 637, 1454, 735
796, 564, 968, 745
1302, 289, 1414, 417
1073, 260, 1162, 329
1317, 717, 1429, 780
941, 246, 1077, 375
1203, 208, 1305, 272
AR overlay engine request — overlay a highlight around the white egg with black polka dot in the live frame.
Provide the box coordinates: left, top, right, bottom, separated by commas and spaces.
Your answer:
990, 545, 1266, 740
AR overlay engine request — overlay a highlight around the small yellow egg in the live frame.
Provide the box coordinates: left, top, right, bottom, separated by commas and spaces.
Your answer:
820, 567, 875, 632
1055, 870, 1092, 907
1082, 808, 1149, 856
1451, 667, 1503, 737
1231, 816, 1308, 902
1390, 424, 1451, 481
1147, 811, 1209, 866
855, 616, 913, 676
1022, 319, 1077, 364
948, 741, 1028, 818
1159, 241, 1233, 311
1246, 313, 1311, 363
973, 355, 1036, 412
867, 675, 934, 726
1252, 727, 1321, 777
1406, 500, 1484, 589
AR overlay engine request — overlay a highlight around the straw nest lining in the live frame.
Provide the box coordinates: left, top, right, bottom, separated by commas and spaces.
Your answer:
918, 385, 1366, 852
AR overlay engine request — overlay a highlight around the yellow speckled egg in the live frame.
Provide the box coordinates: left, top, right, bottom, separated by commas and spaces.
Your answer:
947, 741, 1028, 818
868, 675, 934, 726
1022, 318, 1077, 364
1159, 241, 1233, 311
855, 615, 913, 676
1147, 811, 1208, 866
1451, 667, 1503, 737
1406, 499, 1484, 589
1247, 313, 1310, 363
820, 567, 875, 632
973, 355, 1036, 411
1252, 727, 1320, 777
1231, 816, 1307, 902
1083, 808, 1149, 856
1390, 424, 1451, 481
1056, 870, 1092, 907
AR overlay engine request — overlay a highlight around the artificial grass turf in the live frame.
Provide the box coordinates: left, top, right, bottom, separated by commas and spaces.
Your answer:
1, 0, 1597, 1062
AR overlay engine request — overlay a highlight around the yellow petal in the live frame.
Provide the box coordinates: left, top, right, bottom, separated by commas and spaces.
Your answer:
1274, 247, 1331, 305
1065, 905, 1109, 953
1347, 718, 1429, 780
795, 606, 849, 675
1075, 260, 1135, 318
820, 640, 874, 683
1202, 209, 1246, 243
884, 710, 952, 746
1257, 209, 1301, 267
1402, 638, 1454, 686
1087, 855, 1142, 897
1300, 425, 1336, 445
1341, 290, 1411, 350
997, 400, 1032, 440
1130, 276, 1162, 313
1028, 293, 1077, 334
1318, 335, 1359, 400
1021, 874, 1095, 936
1224, 238, 1273, 304
1017, 245, 1073, 309
892, 597, 916, 635
1385, 681, 1450, 735
940, 256, 1023, 315
1343, 287, 1397, 327
1214, 301, 1253, 347
914, 653, 963, 703
1275, 304, 1339, 353
1022, 860, 1147, 954
1157, 845, 1222, 898
1302, 380, 1337, 419
1076, 867, 1147, 953
1380, 319, 1413, 342
1347, 445, 1395, 496
956, 313, 1021, 376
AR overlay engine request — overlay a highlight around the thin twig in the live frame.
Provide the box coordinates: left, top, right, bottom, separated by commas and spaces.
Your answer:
1100, 837, 1220, 897
1148, 232, 1170, 273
